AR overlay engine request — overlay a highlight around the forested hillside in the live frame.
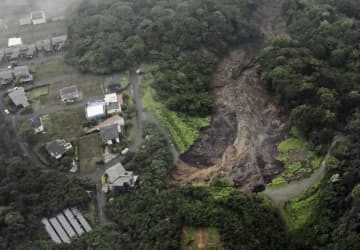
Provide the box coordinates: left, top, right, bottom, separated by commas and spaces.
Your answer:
66, 0, 261, 116
0, 117, 91, 249
260, 0, 360, 248
67, 123, 289, 250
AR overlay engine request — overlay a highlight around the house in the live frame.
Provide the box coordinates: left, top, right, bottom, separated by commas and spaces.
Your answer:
29, 116, 45, 134
105, 93, 123, 114
100, 124, 120, 145
31, 11, 46, 25
0, 70, 14, 85
86, 114, 125, 134
8, 37, 23, 47
8, 87, 30, 108
35, 39, 52, 52
5, 47, 21, 61
105, 76, 122, 93
85, 100, 106, 121
59, 85, 80, 103
107, 102, 122, 114
13, 66, 33, 83
19, 17, 32, 26
103, 163, 138, 192
51, 35, 67, 51
20, 44, 36, 59
45, 139, 72, 159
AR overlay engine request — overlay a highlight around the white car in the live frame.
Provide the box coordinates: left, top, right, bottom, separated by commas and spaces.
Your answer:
4, 109, 10, 115
121, 148, 129, 155
136, 68, 142, 74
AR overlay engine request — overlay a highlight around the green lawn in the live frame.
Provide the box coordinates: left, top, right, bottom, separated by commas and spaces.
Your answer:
141, 65, 210, 153
269, 129, 322, 187
78, 134, 103, 173
283, 180, 321, 232
38, 75, 105, 108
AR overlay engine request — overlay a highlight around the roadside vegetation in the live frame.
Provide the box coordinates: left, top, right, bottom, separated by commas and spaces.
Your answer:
142, 65, 210, 152
0, 116, 92, 249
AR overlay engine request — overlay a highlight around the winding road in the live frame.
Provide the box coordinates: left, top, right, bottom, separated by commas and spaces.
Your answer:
263, 135, 345, 206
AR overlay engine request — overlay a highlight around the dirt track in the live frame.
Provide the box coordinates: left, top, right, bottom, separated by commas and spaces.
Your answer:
171, 0, 288, 192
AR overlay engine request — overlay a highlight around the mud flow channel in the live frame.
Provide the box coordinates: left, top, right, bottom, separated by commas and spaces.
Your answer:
170, 1, 289, 192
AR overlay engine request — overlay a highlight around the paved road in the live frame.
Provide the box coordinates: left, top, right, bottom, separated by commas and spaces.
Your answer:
144, 112, 180, 163
263, 135, 345, 206
129, 68, 144, 150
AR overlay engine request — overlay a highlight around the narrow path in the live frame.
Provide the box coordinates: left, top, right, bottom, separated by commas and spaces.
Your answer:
263, 136, 345, 206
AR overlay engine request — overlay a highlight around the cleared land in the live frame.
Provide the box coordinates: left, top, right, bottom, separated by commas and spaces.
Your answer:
181, 227, 223, 250
29, 57, 76, 81
142, 64, 210, 153
79, 134, 103, 173
41, 108, 86, 140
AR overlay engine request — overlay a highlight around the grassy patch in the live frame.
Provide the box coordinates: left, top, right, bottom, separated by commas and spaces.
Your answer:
283, 180, 320, 232
78, 134, 103, 172
29, 57, 76, 81
270, 129, 322, 187
38, 75, 105, 108
141, 65, 210, 152
27, 85, 49, 100
42, 108, 86, 140
181, 227, 223, 250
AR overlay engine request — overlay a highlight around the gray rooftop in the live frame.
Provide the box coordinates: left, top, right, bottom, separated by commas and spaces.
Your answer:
29, 116, 42, 128
52, 35, 67, 44
100, 124, 119, 142
105, 163, 137, 188
13, 66, 31, 77
45, 140, 67, 157
0, 70, 13, 80
59, 85, 79, 101
8, 87, 30, 107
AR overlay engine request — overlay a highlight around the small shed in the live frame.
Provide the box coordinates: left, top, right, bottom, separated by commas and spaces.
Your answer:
59, 85, 80, 103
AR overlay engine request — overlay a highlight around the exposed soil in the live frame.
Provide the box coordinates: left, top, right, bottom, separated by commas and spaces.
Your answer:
171, 0, 289, 192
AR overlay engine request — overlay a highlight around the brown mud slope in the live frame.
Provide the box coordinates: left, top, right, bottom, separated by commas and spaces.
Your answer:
171, 1, 288, 192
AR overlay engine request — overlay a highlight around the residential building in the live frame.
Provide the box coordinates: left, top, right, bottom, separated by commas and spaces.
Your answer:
103, 163, 138, 192
29, 116, 45, 134
107, 102, 122, 114
21, 44, 36, 59
51, 35, 67, 51
85, 100, 106, 121
45, 139, 72, 159
8, 37, 23, 47
100, 124, 120, 145
5, 46, 20, 61
13, 66, 33, 83
19, 16, 32, 26
31, 10, 46, 25
86, 114, 125, 134
0, 70, 14, 85
105, 76, 122, 93
35, 38, 52, 52
59, 85, 80, 103
8, 87, 30, 107
105, 93, 123, 114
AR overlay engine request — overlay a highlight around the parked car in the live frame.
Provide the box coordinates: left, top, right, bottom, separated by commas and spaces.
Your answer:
121, 148, 129, 155
4, 109, 10, 115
